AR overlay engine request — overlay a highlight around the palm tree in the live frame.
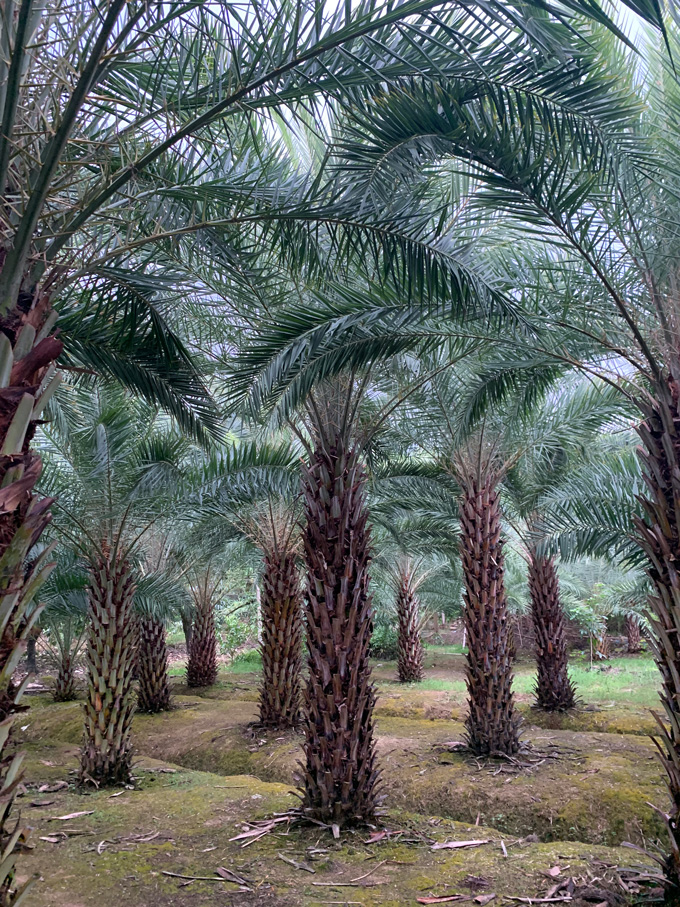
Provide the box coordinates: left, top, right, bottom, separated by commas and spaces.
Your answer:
299, 381, 379, 825
180, 440, 303, 719
257, 508, 303, 728
39, 384, 191, 783
394, 558, 426, 683
185, 565, 221, 689
37, 553, 89, 701
134, 570, 188, 713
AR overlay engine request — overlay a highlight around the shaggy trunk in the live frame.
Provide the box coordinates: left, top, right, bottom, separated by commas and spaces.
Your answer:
25, 630, 38, 675
459, 469, 520, 756
186, 597, 218, 688
80, 549, 137, 786
138, 618, 171, 713
259, 548, 302, 728
634, 371, 680, 901
300, 434, 379, 825
528, 554, 575, 711
53, 653, 77, 702
396, 563, 424, 683
626, 614, 642, 653
0, 294, 62, 902
596, 630, 610, 660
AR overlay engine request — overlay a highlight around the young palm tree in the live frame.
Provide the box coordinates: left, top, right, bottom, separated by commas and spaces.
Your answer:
81, 539, 137, 784
186, 567, 220, 688
258, 513, 303, 728
138, 617, 171, 713
184, 440, 304, 721
39, 384, 191, 783
38, 554, 89, 701
527, 553, 575, 711
394, 558, 426, 683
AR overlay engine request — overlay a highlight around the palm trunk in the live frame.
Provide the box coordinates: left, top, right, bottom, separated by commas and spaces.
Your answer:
138, 617, 171, 713
528, 554, 576, 711
80, 548, 136, 786
634, 373, 680, 900
596, 629, 610, 659
25, 629, 39, 675
396, 561, 424, 683
300, 434, 379, 826
53, 653, 77, 702
0, 296, 61, 902
459, 469, 520, 756
259, 548, 302, 729
186, 596, 218, 688
181, 611, 193, 653
626, 614, 642, 653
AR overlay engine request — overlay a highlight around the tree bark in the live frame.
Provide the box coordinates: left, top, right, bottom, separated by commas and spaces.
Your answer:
25, 632, 37, 675
0, 294, 61, 902
259, 547, 302, 729
138, 617, 171, 713
186, 596, 218, 688
528, 554, 576, 711
80, 547, 136, 786
634, 373, 680, 900
459, 469, 520, 756
300, 435, 380, 826
53, 653, 77, 702
396, 561, 424, 683
626, 614, 642, 653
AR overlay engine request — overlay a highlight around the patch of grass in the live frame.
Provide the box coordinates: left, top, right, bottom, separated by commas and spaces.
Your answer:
381, 677, 467, 693
376, 650, 660, 709
226, 648, 262, 673
424, 643, 467, 656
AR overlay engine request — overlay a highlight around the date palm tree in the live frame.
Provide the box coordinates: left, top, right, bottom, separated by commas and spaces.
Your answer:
185, 564, 221, 689
180, 439, 303, 719
37, 553, 89, 701
254, 507, 303, 728
39, 384, 192, 783
393, 557, 426, 683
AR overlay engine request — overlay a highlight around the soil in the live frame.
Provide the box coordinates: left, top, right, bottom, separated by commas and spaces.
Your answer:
13, 656, 669, 906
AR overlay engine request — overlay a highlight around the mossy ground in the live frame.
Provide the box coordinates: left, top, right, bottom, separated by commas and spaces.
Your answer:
15, 650, 669, 905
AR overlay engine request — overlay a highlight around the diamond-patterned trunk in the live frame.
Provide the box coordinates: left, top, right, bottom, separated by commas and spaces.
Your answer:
528, 554, 576, 711
396, 563, 424, 683
626, 615, 642, 653
80, 549, 137, 786
53, 653, 77, 702
300, 435, 379, 826
259, 547, 302, 728
459, 470, 520, 756
0, 294, 61, 903
633, 371, 680, 900
138, 617, 171, 713
186, 596, 218, 688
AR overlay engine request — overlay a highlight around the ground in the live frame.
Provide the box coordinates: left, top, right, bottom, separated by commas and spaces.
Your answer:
13, 648, 669, 906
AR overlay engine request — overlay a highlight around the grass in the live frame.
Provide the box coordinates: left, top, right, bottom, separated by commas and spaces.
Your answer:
168, 640, 661, 710
382, 648, 661, 708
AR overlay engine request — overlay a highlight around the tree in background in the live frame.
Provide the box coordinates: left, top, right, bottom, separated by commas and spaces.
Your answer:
39, 384, 191, 784
393, 558, 426, 683
255, 508, 303, 728
186, 566, 220, 689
